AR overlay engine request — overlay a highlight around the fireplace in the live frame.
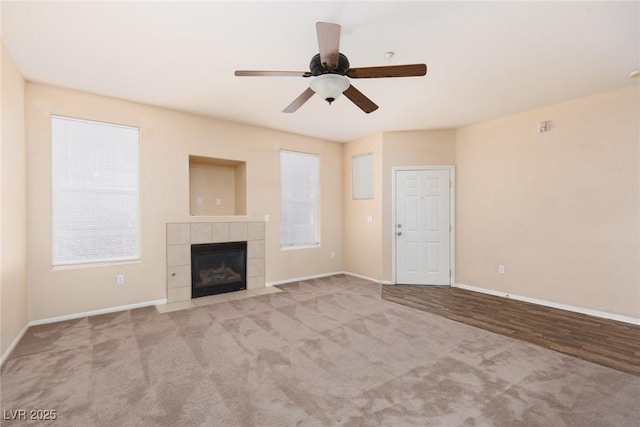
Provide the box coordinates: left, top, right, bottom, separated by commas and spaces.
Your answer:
191, 241, 247, 298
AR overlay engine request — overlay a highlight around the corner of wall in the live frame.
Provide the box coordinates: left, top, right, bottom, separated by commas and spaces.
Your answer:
454, 86, 640, 318
342, 134, 384, 280
1, 41, 29, 363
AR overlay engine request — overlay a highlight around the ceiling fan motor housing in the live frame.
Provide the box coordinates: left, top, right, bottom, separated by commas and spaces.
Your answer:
310, 53, 350, 76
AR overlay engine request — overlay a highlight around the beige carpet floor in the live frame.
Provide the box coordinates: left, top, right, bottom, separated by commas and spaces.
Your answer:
2, 275, 639, 426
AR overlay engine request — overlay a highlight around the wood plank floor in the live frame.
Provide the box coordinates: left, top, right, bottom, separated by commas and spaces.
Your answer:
382, 285, 640, 376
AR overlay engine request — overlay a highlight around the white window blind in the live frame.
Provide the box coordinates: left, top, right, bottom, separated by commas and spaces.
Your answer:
352, 152, 374, 199
280, 150, 319, 248
51, 115, 140, 266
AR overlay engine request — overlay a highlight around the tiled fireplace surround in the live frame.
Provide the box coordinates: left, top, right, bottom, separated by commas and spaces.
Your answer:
166, 221, 265, 303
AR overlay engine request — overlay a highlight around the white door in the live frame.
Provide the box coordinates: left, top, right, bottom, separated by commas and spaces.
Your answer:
395, 169, 451, 285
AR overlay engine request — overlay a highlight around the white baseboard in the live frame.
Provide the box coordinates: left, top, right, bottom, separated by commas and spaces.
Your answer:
28, 298, 167, 327
267, 271, 390, 287
343, 273, 395, 285
453, 283, 640, 326
1, 323, 29, 368
342, 272, 395, 285
1, 298, 166, 367
1, 272, 373, 367
342, 272, 384, 284
266, 272, 346, 287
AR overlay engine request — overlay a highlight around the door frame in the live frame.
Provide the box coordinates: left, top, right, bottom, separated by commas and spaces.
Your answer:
391, 165, 456, 286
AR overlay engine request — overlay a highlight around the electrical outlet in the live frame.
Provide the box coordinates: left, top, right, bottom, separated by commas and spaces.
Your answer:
264, 214, 270, 222
498, 265, 505, 274
116, 274, 125, 285
216, 198, 222, 205
196, 197, 203, 206
330, 252, 335, 259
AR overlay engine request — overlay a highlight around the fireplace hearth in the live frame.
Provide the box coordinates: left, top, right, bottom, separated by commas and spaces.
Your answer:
191, 241, 247, 298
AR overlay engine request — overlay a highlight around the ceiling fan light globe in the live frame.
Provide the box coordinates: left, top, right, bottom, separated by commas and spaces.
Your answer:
310, 74, 350, 104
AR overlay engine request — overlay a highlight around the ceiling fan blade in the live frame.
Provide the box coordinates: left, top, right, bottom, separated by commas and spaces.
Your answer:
235, 70, 312, 77
346, 64, 427, 79
316, 22, 341, 70
343, 84, 378, 114
283, 87, 315, 113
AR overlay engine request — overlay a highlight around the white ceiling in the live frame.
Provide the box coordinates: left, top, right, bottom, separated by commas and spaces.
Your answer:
2, 1, 639, 142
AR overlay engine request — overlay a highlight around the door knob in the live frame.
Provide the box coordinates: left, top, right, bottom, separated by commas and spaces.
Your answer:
397, 232, 402, 236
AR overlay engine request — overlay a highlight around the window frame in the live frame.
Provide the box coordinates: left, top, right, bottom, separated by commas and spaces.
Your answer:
352, 152, 374, 200
51, 115, 141, 267
279, 149, 320, 249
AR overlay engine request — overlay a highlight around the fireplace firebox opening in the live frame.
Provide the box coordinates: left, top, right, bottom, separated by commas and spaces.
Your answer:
191, 241, 247, 298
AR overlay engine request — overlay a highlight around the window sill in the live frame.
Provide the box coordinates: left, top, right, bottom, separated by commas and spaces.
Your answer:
52, 259, 141, 271
280, 244, 320, 251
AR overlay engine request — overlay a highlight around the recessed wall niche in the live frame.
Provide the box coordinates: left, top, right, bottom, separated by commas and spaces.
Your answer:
189, 155, 247, 216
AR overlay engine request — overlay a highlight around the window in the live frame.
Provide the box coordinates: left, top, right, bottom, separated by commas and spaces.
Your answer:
51, 115, 139, 266
352, 152, 374, 199
280, 150, 319, 248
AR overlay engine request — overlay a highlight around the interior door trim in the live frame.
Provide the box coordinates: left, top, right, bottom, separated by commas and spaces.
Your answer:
391, 165, 456, 286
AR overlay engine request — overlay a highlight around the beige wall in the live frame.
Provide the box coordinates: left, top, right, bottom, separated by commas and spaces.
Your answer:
9, 65, 638, 327
1, 42, 28, 357
25, 83, 343, 321
189, 162, 237, 216
381, 130, 457, 282
342, 133, 383, 280
455, 86, 640, 318
234, 162, 247, 216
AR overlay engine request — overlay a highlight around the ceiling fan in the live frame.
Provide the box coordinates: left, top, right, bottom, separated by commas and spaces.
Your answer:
235, 22, 427, 114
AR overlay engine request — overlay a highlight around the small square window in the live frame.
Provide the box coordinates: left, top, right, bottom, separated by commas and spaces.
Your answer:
352, 153, 373, 200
